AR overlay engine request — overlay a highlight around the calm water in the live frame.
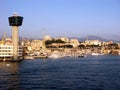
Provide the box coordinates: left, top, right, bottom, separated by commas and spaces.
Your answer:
0, 55, 120, 90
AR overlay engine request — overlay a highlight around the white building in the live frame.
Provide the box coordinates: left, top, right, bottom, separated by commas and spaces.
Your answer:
0, 45, 23, 60
85, 40, 102, 46
44, 35, 52, 41
59, 37, 69, 42
70, 39, 79, 47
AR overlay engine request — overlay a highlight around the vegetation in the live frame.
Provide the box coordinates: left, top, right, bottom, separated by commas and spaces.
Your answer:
45, 39, 65, 45
107, 43, 119, 49
78, 44, 86, 49
59, 45, 73, 48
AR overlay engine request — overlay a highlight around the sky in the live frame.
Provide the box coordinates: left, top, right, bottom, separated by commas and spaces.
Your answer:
0, 0, 120, 40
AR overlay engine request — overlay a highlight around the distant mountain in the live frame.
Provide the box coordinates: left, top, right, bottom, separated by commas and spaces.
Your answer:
81, 35, 108, 41
77, 35, 109, 42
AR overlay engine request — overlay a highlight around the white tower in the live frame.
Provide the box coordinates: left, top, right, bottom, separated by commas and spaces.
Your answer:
8, 13, 23, 61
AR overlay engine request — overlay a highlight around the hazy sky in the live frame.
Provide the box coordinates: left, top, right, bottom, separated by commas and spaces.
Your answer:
0, 0, 120, 40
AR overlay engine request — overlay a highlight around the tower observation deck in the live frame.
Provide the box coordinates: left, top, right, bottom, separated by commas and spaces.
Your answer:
8, 13, 23, 26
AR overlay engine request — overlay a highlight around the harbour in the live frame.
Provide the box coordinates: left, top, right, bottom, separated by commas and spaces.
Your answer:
0, 55, 120, 90
0, 1, 120, 90
0, 16, 120, 61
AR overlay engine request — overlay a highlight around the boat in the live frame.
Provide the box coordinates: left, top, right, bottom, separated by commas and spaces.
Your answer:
91, 53, 103, 56
78, 54, 87, 58
34, 55, 47, 58
24, 55, 34, 60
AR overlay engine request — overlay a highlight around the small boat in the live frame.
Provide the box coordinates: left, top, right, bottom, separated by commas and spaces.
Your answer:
24, 56, 34, 60
34, 55, 47, 58
78, 54, 87, 58
92, 53, 104, 56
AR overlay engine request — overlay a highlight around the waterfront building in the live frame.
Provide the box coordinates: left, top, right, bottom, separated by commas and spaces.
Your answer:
0, 36, 23, 61
23, 39, 48, 56
0, 45, 23, 61
31, 39, 47, 54
31, 40, 44, 51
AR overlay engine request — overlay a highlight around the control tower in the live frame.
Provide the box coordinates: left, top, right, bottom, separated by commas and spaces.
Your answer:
8, 13, 23, 61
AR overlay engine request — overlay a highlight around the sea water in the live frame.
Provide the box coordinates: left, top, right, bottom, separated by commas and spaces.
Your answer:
0, 55, 120, 90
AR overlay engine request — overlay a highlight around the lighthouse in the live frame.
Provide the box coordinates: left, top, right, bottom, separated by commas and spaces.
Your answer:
8, 13, 23, 61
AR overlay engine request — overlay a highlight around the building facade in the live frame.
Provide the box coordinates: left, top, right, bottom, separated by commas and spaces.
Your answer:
0, 45, 23, 61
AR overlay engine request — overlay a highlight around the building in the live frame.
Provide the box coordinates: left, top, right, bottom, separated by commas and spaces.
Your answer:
44, 35, 52, 41
57, 37, 69, 42
31, 40, 44, 51
85, 40, 102, 46
0, 36, 23, 61
5, 38, 12, 45
70, 39, 79, 47
0, 45, 23, 61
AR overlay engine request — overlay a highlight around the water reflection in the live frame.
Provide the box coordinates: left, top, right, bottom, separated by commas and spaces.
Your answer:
0, 62, 20, 90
